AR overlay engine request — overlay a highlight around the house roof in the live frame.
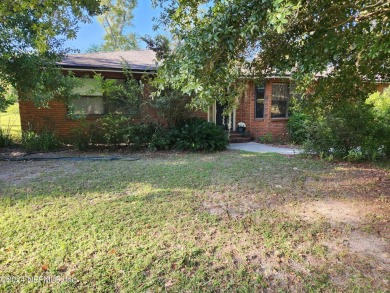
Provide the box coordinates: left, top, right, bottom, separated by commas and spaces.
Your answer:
57, 49, 157, 72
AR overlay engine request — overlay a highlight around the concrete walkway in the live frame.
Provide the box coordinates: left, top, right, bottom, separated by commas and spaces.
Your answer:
228, 142, 303, 155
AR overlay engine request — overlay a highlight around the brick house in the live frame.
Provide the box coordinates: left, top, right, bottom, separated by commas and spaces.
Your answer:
19, 49, 306, 140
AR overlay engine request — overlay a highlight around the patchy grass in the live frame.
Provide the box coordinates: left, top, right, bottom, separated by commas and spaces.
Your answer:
0, 151, 389, 292
0, 103, 21, 140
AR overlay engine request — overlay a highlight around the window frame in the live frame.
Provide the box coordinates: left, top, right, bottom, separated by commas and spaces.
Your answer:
69, 77, 141, 117
270, 82, 290, 119
254, 84, 266, 119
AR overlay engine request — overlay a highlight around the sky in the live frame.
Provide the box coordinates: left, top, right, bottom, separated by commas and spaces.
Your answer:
65, 0, 164, 53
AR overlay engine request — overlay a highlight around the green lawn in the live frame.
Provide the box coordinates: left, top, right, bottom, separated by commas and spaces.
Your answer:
0, 151, 389, 292
0, 103, 21, 140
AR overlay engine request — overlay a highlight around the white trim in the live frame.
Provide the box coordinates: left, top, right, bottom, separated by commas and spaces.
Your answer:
232, 107, 236, 131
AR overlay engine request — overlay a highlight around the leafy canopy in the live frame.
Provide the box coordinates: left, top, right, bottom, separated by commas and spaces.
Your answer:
0, 0, 103, 110
154, 0, 389, 109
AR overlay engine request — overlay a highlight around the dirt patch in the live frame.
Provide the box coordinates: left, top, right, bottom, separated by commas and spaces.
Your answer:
291, 198, 390, 274
293, 199, 389, 225
0, 161, 80, 187
202, 190, 267, 219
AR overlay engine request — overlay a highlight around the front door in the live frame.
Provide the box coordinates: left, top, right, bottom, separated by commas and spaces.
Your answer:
216, 102, 233, 130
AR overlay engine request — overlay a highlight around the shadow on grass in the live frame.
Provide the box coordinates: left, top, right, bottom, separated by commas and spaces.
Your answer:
0, 151, 389, 292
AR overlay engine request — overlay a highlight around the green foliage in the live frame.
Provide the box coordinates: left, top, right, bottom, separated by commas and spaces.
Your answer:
366, 88, 390, 117
95, 115, 129, 146
148, 118, 229, 152
96, 0, 139, 51
0, 0, 102, 109
287, 113, 309, 144
22, 130, 62, 152
345, 148, 365, 162
0, 126, 13, 147
302, 91, 390, 161
365, 88, 390, 158
71, 121, 92, 151
71, 117, 163, 150
125, 123, 161, 149
148, 127, 173, 151
155, 0, 388, 112
94, 72, 143, 116
259, 133, 273, 144
149, 89, 194, 128
170, 118, 229, 152
141, 34, 171, 60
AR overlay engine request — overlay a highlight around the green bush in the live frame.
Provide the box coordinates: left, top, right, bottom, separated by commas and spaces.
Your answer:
171, 118, 228, 152
0, 127, 13, 147
259, 132, 273, 144
71, 121, 91, 151
149, 127, 174, 151
70, 116, 228, 153
95, 115, 129, 146
125, 123, 161, 149
287, 113, 309, 144
22, 130, 62, 152
302, 101, 390, 160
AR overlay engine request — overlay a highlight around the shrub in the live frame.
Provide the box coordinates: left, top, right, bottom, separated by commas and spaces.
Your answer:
95, 115, 129, 146
171, 118, 228, 152
287, 113, 309, 144
302, 103, 388, 160
149, 127, 174, 151
148, 89, 194, 128
125, 123, 161, 149
22, 130, 61, 152
259, 132, 273, 144
71, 121, 91, 151
0, 126, 13, 147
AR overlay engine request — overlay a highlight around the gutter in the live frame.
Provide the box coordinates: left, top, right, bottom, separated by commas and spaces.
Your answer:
58, 65, 157, 75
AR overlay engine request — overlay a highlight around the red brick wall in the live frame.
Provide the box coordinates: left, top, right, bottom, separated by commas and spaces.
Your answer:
19, 70, 208, 140
236, 79, 289, 140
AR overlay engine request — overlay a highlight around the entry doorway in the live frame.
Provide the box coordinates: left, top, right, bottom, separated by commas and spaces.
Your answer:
208, 102, 236, 131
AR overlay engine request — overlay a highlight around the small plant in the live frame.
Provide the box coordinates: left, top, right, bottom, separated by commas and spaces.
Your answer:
237, 122, 246, 128
71, 121, 92, 151
344, 147, 365, 162
22, 130, 62, 152
259, 132, 273, 144
0, 126, 13, 147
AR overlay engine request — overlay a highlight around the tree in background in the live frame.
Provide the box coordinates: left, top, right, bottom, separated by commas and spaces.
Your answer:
141, 35, 170, 60
88, 0, 139, 52
0, 0, 103, 111
153, 0, 389, 110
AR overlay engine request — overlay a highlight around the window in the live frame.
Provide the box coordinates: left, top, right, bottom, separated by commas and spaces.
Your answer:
71, 96, 104, 115
271, 83, 289, 118
104, 79, 137, 115
71, 78, 104, 115
70, 78, 140, 116
255, 84, 265, 118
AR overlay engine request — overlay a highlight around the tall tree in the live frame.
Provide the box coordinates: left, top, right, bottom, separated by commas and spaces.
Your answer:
96, 0, 139, 51
154, 0, 389, 110
0, 0, 103, 110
